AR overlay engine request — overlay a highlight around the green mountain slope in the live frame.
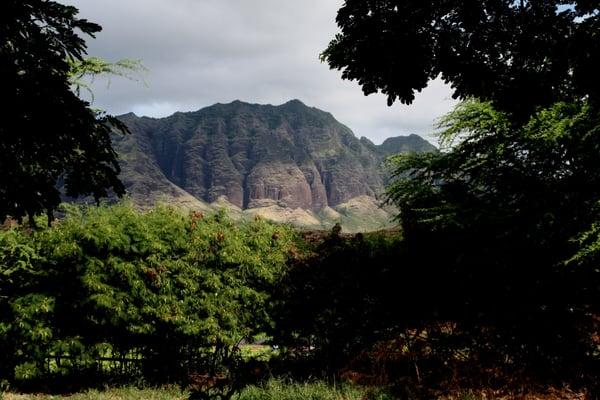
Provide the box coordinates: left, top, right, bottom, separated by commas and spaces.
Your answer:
113, 100, 434, 232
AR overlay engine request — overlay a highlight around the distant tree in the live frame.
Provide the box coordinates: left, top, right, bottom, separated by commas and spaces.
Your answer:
322, 0, 600, 120
0, 0, 127, 225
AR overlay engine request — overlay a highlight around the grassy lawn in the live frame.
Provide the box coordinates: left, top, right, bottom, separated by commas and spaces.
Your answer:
2, 387, 187, 400
2, 382, 588, 400
1, 381, 390, 400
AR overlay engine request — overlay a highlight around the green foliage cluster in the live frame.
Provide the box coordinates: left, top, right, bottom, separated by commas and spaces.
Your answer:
381, 99, 600, 385
388, 99, 600, 239
0, 203, 297, 392
272, 230, 403, 372
68, 57, 147, 103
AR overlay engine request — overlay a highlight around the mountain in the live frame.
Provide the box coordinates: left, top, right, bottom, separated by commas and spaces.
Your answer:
377, 134, 437, 156
113, 100, 435, 232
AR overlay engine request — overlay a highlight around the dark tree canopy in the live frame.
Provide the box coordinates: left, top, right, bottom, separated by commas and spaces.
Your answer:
0, 0, 125, 224
381, 99, 600, 379
323, 0, 600, 119
322, 1, 600, 380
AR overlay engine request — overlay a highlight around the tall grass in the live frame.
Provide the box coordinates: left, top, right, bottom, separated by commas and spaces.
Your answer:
238, 379, 393, 400
2, 381, 394, 400
2, 386, 186, 400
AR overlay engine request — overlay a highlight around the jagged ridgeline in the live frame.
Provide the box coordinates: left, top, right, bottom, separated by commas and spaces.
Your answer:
114, 100, 435, 232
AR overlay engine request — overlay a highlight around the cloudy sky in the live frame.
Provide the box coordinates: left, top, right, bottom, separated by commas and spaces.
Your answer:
60, 0, 457, 145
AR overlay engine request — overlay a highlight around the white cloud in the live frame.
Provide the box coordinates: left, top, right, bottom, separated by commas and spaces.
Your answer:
62, 0, 457, 145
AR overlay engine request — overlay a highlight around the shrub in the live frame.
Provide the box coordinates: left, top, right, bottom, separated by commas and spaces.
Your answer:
0, 202, 298, 393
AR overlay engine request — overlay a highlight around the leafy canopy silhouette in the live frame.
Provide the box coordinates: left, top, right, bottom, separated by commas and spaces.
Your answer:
0, 0, 127, 225
323, 0, 600, 120
322, 0, 600, 385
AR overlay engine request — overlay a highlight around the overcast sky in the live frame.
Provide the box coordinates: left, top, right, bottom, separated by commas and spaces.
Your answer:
60, 0, 457, 145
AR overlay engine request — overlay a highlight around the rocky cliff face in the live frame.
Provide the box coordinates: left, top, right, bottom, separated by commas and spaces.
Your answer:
118, 100, 392, 208
112, 100, 435, 230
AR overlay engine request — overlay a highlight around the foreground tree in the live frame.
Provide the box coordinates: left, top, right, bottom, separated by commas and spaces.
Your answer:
320, 0, 600, 388
325, 0, 600, 316
381, 99, 600, 383
323, 0, 600, 120
0, 1, 126, 224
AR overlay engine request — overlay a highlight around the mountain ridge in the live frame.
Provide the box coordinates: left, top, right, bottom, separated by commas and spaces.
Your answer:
112, 100, 436, 231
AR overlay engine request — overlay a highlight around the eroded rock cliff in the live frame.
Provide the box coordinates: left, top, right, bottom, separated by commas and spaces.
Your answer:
112, 99, 435, 231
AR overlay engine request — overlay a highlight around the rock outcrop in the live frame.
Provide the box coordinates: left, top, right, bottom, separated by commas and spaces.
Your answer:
112, 100, 436, 231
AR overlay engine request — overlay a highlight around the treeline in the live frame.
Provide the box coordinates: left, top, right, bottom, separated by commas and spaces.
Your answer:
1, 199, 598, 398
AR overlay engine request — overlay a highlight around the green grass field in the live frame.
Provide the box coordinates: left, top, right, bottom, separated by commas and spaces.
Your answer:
2, 383, 586, 400
2, 387, 186, 400
2, 381, 392, 400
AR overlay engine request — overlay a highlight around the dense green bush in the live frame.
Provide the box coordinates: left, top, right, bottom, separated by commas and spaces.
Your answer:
271, 218, 598, 394
271, 229, 404, 374
0, 203, 298, 391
